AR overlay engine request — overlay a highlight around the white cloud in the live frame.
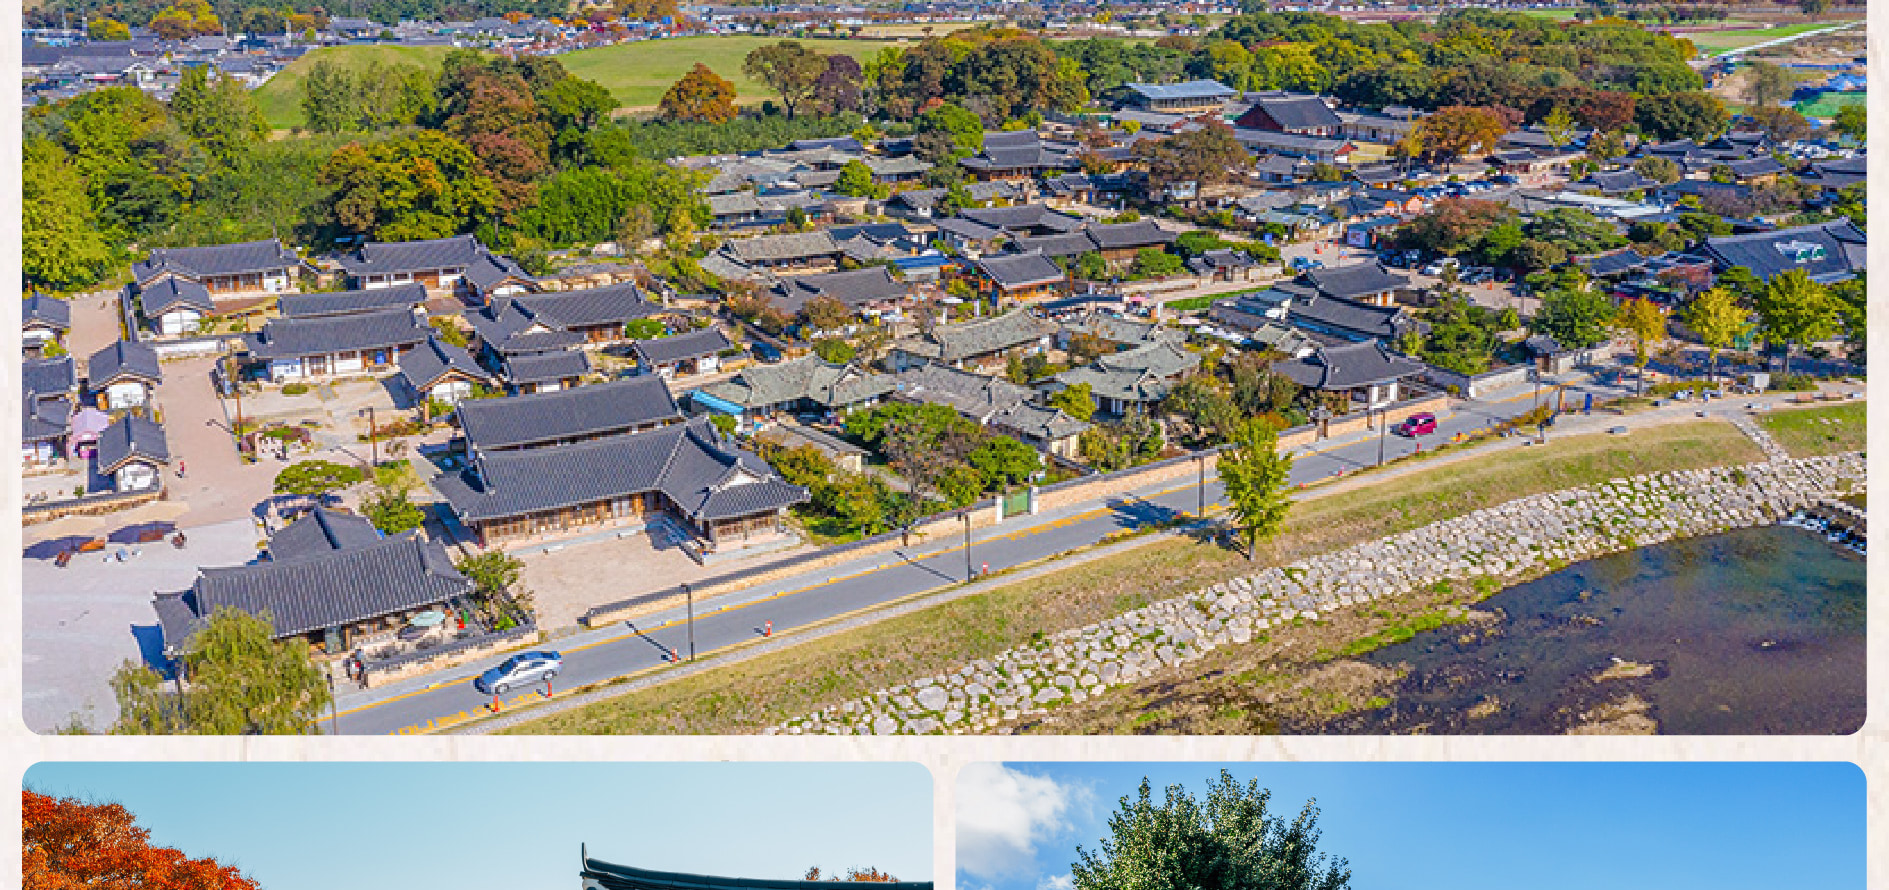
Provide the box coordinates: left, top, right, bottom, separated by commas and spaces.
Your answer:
1037, 875, 1074, 890
957, 764, 1078, 880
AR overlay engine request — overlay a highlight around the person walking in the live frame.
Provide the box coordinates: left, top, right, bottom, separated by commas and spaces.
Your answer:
176, 460, 187, 479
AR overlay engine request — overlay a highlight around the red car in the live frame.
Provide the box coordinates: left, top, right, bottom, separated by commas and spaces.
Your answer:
1395, 412, 1437, 437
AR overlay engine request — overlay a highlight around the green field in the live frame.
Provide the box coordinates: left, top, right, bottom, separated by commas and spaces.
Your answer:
1690, 22, 1849, 55
1757, 401, 1865, 458
1797, 89, 1865, 118
558, 36, 893, 111
255, 44, 459, 130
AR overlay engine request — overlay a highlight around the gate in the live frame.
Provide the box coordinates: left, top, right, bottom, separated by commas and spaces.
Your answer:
1001, 487, 1031, 519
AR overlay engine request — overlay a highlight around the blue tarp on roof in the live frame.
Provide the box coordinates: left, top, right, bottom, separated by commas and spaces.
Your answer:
687, 390, 745, 415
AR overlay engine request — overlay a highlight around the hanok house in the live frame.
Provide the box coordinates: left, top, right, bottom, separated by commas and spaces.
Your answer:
94, 413, 170, 492
398, 335, 499, 407
961, 131, 1080, 181
132, 239, 301, 300
632, 327, 736, 379
1701, 220, 1866, 285
766, 266, 910, 317
276, 282, 428, 320
890, 362, 1090, 458
22, 293, 70, 355
1119, 79, 1237, 114
22, 356, 76, 468
1044, 340, 1202, 417
1235, 94, 1344, 137
153, 508, 474, 661
335, 234, 535, 301
86, 340, 163, 412
136, 277, 218, 338
580, 850, 934, 890
1273, 340, 1427, 411
455, 375, 682, 454
968, 252, 1069, 304
436, 417, 809, 551
1300, 262, 1411, 307
244, 307, 429, 383
720, 230, 846, 273
696, 355, 894, 426
887, 308, 1058, 372
468, 285, 665, 350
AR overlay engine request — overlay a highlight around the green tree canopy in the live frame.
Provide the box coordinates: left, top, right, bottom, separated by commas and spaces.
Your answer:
1216, 417, 1293, 559
272, 460, 364, 500
321, 130, 502, 241
111, 608, 330, 734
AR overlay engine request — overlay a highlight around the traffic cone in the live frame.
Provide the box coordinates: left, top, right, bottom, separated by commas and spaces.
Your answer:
490, 694, 501, 712
764, 620, 773, 637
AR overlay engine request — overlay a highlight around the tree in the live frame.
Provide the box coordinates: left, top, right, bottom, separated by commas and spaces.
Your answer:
171, 67, 268, 163
812, 54, 865, 116
916, 102, 985, 155
110, 608, 330, 734
1585, 129, 1627, 165
1073, 772, 1350, 890
1134, 121, 1250, 193
1682, 287, 1751, 382
625, 317, 668, 340
26, 789, 262, 888
1066, 332, 1114, 364
1216, 418, 1293, 560
1635, 91, 1729, 142
1754, 267, 1840, 375
812, 338, 857, 364
1633, 155, 1682, 185
1832, 104, 1865, 142
272, 460, 364, 504
802, 295, 854, 333
1750, 106, 1816, 144
836, 159, 884, 198
744, 41, 827, 119
660, 63, 738, 124
87, 17, 132, 40
967, 436, 1042, 490
1745, 62, 1794, 109
1613, 298, 1667, 394
1050, 382, 1097, 421
1531, 287, 1616, 349
1133, 248, 1184, 278
456, 549, 523, 599
23, 140, 112, 292
1413, 105, 1508, 163
1399, 198, 1513, 257
1540, 105, 1576, 149
321, 131, 501, 241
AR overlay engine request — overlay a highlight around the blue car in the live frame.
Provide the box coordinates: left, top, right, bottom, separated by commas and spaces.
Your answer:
473, 650, 562, 695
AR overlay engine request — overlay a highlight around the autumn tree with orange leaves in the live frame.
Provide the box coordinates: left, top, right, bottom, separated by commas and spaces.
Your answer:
24, 789, 260, 890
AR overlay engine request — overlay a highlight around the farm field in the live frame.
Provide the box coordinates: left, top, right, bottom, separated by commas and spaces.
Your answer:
1690, 22, 1851, 54
254, 43, 458, 129
557, 36, 894, 110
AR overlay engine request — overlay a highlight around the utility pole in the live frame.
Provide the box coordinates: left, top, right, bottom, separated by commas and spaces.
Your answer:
360, 406, 378, 467
326, 671, 338, 734
1196, 452, 1206, 518
1377, 407, 1388, 467
684, 582, 695, 661
962, 510, 973, 582
226, 342, 245, 460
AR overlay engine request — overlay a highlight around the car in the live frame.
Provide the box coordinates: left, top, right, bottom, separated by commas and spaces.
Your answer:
473, 650, 562, 695
1492, 174, 1519, 185
1394, 412, 1438, 436
1420, 258, 1460, 276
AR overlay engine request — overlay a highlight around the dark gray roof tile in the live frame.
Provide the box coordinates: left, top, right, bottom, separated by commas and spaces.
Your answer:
632, 328, 735, 366
277, 283, 427, 318
133, 239, 298, 284
95, 414, 169, 472
87, 340, 163, 386
457, 375, 679, 451
247, 308, 427, 359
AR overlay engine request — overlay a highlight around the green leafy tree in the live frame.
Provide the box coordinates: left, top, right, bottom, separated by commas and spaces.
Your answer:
455, 550, 523, 599
110, 608, 329, 734
23, 140, 113, 291
1632, 155, 1682, 185
967, 436, 1042, 490
1073, 771, 1351, 890
625, 317, 668, 340
1832, 105, 1865, 142
1745, 62, 1794, 109
917, 102, 985, 154
836, 159, 887, 198
87, 17, 132, 39
1132, 248, 1185, 279
1540, 105, 1576, 149
170, 67, 268, 163
813, 338, 857, 363
1634, 91, 1729, 142
321, 131, 501, 241
272, 460, 364, 504
1754, 267, 1839, 375
1050, 382, 1097, 421
1531, 286, 1616, 349
1134, 121, 1250, 194
744, 41, 828, 119
1217, 418, 1292, 560
363, 492, 425, 534
1682, 287, 1752, 382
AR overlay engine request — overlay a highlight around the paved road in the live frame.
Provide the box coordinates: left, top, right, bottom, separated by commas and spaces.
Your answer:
326, 367, 1646, 735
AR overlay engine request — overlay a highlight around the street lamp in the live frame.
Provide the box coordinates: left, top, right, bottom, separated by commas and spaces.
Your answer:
1195, 451, 1207, 518
326, 669, 338, 735
359, 406, 378, 468
683, 582, 695, 662
962, 510, 974, 582
224, 340, 246, 460
1376, 406, 1389, 467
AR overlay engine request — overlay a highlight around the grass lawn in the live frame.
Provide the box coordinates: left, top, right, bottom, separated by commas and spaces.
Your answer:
1757, 401, 1865, 457
1691, 22, 1847, 55
254, 44, 461, 130
501, 420, 1760, 735
1797, 90, 1865, 118
558, 36, 894, 110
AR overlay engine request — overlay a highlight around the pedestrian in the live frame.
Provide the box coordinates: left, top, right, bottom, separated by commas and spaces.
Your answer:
177, 460, 186, 479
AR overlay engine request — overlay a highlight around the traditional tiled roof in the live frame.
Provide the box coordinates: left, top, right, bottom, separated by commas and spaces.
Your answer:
267, 507, 384, 561
1272, 340, 1425, 391
581, 855, 933, 890
990, 401, 1090, 442
1011, 232, 1097, 259
1285, 293, 1409, 342
398, 335, 496, 391
1584, 170, 1657, 193
87, 340, 163, 386
975, 253, 1066, 290
95, 414, 169, 473
1087, 220, 1177, 251
889, 363, 1035, 420
501, 349, 592, 385
1701, 220, 1866, 283
22, 293, 70, 331
1052, 341, 1200, 405
23, 397, 71, 442
767, 266, 907, 314
1577, 248, 1651, 278
336, 234, 489, 277
246, 308, 428, 360
723, 231, 842, 264
1727, 156, 1786, 179
437, 418, 807, 523
1061, 311, 1184, 347
133, 239, 298, 285
277, 283, 428, 319
1124, 79, 1236, 102
894, 309, 1057, 363
138, 277, 217, 316
155, 530, 469, 645
631, 328, 735, 366
698, 356, 893, 411
1301, 262, 1408, 300
462, 250, 535, 292
959, 204, 1086, 235
23, 356, 76, 399
1245, 95, 1343, 131
458, 374, 678, 452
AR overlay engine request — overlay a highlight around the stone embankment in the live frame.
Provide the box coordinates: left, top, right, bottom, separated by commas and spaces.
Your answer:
768, 451, 1864, 735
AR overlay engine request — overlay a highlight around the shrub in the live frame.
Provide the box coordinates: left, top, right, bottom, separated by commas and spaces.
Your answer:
281, 382, 310, 395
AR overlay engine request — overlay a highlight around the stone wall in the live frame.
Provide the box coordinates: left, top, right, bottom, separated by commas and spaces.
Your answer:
769, 450, 1865, 735
22, 489, 166, 526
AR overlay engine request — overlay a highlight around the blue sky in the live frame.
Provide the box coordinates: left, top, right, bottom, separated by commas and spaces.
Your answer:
26, 761, 932, 890
956, 762, 1863, 890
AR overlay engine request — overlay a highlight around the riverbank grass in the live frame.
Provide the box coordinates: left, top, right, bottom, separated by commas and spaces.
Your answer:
501, 421, 1759, 735
1757, 402, 1864, 457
